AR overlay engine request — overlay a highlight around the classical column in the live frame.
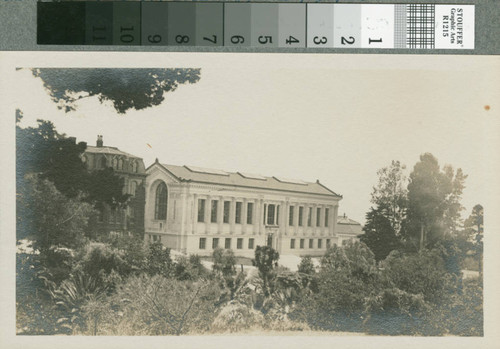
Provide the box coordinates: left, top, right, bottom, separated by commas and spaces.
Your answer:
205, 196, 211, 234
230, 197, 236, 235
332, 204, 339, 236
217, 196, 224, 234
293, 204, 299, 230
312, 204, 317, 235
192, 194, 198, 234
258, 198, 264, 235
242, 198, 247, 233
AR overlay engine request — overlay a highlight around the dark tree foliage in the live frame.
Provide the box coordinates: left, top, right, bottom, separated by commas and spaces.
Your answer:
297, 256, 315, 275
212, 248, 237, 278
145, 242, 173, 278
463, 204, 484, 275
361, 205, 401, 262
380, 249, 454, 304
31, 68, 201, 114
16, 114, 87, 198
17, 176, 95, 251
16, 112, 128, 207
300, 242, 381, 332
174, 255, 208, 281
252, 246, 279, 297
402, 153, 467, 251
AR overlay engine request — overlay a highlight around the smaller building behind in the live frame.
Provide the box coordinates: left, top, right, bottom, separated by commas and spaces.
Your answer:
335, 214, 363, 245
83, 135, 146, 238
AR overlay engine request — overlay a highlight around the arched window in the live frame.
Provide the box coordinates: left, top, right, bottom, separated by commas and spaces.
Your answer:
118, 158, 124, 170
81, 155, 87, 164
100, 157, 107, 168
113, 157, 118, 169
132, 161, 138, 173
154, 182, 168, 220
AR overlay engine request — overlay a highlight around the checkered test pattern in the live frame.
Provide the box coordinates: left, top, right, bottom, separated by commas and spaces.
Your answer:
406, 4, 435, 49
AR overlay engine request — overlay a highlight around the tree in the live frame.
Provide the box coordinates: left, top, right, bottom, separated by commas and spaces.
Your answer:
145, 242, 173, 278
18, 175, 95, 252
402, 153, 467, 251
464, 204, 484, 275
297, 256, 315, 275
212, 248, 236, 278
304, 242, 380, 331
252, 246, 279, 297
361, 205, 401, 262
16, 114, 128, 210
370, 160, 408, 234
31, 68, 201, 114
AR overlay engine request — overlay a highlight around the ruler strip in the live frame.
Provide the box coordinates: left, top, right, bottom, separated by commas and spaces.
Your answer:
37, 1, 475, 50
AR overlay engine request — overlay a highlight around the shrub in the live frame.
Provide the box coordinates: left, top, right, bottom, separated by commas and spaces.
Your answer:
211, 301, 264, 333
297, 256, 315, 275
106, 274, 222, 335
73, 242, 130, 289
145, 241, 173, 277
363, 288, 431, 335
174, 254, 209, 281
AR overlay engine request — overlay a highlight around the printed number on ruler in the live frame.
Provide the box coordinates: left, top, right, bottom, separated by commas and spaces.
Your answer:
307, 4, 334, 48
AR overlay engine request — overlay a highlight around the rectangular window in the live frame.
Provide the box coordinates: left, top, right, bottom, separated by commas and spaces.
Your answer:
267, 204, 275, 225
197, 199, 205, 222
308, 207, 312, 226
318, 239, 322, 249
225, 238, 231, 249
309, 239, 313, 248
153, 235, 158, 242
211, 200, 218, 223
325, 208, 329, 227
237, 238, 243, 249
223, 201, 230, 223
326, 239, 331, 248
199, 238, 206, 249
290, 239, 295, 249
247, 202, 253, 224
298, 206, 304, 226
235, 202, 242, 224
212, 238, 219, 249
248, 238, 255, 249
300, 239, 305, 249
289, 206, 294, 226
317, 207, 321, 227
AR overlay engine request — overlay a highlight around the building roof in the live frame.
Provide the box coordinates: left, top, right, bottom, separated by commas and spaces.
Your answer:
152, 162, 341, 198
336, 215, 363, 236
337, 216, 361, 225
85, 145, 141, 159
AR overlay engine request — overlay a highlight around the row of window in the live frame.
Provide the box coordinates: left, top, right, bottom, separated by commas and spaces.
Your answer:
289, 206, 330, 228
197, 199, 330, 228
290, 238, 332, 250
199, 237, 255, 250
82, 155, 140, 173
198, 199, 255, 225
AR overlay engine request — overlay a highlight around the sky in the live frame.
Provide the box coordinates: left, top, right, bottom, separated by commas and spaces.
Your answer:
8, 53, 500, 224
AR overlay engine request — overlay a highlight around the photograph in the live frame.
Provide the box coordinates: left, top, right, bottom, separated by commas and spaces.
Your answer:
1, 51, 499, 347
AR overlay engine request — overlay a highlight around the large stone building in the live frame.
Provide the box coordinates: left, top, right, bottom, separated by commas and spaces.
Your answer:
83, 136, 146, 238
144, 160, 354, 257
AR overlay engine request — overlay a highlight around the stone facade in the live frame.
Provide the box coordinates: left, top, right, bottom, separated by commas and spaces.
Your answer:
83, 136, 146, 238
144, 161, 347, 257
